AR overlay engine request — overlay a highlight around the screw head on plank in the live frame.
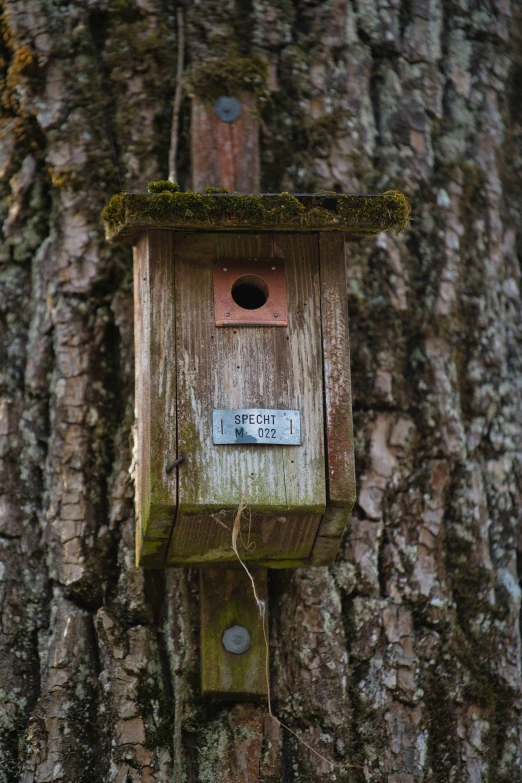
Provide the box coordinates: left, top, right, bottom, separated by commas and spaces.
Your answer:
214, 96, 242, 123
222, 625, 251, 654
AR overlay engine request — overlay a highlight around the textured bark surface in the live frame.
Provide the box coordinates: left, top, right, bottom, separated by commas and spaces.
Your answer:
1, 1, 521, 781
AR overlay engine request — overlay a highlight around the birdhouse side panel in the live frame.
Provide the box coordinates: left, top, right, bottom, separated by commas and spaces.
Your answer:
134, 232, 177, 548
134, 236, 151, 546
309, 506, 352, 566
318, 232, 356, 508
135, 504, 170, 567
309, 233, 356, 565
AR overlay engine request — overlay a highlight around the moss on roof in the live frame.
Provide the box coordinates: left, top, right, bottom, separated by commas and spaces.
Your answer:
102, 188, 411, 241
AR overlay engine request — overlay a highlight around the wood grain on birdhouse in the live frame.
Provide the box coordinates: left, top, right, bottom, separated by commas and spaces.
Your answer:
130, 226, 359, 569
166, 231, 326, 566
310, 233, 356, 565
133, 231, 177, 553
99, 190, 408, 568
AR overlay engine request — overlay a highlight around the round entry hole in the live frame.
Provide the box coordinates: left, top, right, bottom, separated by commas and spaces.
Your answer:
231, 275, 269, 310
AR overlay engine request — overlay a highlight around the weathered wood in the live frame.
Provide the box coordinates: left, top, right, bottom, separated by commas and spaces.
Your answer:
200, 568, 268, 699
309, 506, 351, 566
168, 512, 320, 566
134, 229, 354, 568
191, 92, 260, 193
166, 232, 325, 565
273, 234, 326, 514
318, 233, 356, 509
306, 234, 356, 566
134, 232, 177, 552
174, 233, 286, 511
135, 502, 169, 567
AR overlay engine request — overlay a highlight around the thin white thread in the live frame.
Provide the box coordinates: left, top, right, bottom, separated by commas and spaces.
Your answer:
230, 503, 363, 772
231, 504, 265, 618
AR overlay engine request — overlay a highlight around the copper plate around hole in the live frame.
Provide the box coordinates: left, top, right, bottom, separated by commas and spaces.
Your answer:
213, 260, 288, 326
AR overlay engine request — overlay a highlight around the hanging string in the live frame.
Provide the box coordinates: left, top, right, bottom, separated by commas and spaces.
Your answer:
229, 503, 363, 772
168, 7, 185, 184
231, 503, 265, 617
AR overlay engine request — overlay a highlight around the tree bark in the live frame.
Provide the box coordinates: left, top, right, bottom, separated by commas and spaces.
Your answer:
1, 0, 521, 781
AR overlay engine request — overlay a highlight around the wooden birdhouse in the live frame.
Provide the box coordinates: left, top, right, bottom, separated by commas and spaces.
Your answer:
103, 188, 410, 572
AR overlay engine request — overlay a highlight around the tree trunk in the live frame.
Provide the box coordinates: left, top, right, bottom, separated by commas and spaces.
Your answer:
1, 1, 521, 781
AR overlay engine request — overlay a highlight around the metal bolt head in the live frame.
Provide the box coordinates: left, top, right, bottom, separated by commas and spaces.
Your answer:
273, 313, 279, 318
215, 96, 242, 123
225, 312, 230, 317
222, 625, 251, 655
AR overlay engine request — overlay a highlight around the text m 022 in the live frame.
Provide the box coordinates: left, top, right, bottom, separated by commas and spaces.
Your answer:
213, 409, 301, 445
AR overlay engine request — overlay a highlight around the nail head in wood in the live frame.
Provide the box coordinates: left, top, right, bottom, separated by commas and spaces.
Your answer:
214, 96, 242, 123
166, 454, 185, 474
222, 625, 251, 655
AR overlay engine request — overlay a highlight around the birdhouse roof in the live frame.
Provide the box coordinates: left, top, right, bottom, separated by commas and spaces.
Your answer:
103, 188, 410, 242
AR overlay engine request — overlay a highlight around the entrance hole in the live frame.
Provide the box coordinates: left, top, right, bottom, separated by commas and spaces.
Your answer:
231, 275, 269, 310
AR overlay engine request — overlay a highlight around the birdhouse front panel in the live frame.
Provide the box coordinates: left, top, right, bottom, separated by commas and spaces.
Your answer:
167, 231, 326, 566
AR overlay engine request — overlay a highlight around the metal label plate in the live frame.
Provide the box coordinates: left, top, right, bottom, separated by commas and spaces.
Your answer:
213, 409, 301, 445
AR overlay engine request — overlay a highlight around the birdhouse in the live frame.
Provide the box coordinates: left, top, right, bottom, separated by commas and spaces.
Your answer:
103, 188, 410, 571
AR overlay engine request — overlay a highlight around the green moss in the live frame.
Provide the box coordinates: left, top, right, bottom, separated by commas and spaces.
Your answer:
147, 180, 180, 193
186, 55, 269, 104
102, 193, 126, 231
103, 189, 411, 240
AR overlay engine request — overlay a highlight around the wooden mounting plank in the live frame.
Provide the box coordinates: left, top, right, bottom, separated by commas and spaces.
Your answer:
191, 92, 260, 193
134, 231, 177, 550
200, 568, 268, 699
